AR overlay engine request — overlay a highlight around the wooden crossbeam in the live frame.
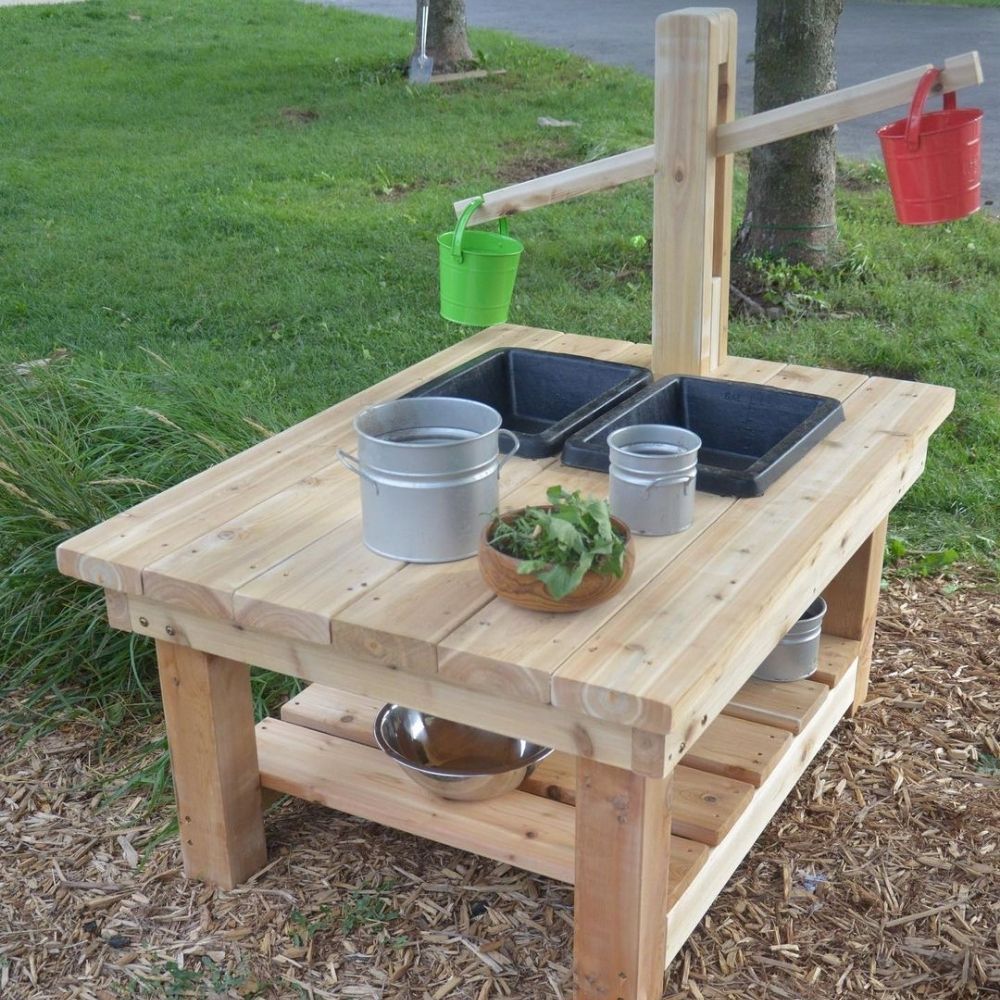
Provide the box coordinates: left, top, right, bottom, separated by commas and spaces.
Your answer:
453, 51, 982, 225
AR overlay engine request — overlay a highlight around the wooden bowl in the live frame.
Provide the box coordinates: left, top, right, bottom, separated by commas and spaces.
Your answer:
478, 509, 635, 613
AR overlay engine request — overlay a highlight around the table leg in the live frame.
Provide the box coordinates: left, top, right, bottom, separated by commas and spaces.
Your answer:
822, 517, 889, 714
573, 759, 672, 1000
156, 640, 267, 889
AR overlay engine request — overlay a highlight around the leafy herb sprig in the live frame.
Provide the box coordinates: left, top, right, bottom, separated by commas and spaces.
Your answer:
489, 486, 628, 599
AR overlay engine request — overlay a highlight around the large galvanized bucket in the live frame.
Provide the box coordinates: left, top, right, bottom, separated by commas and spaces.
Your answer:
338, 397, 518, 563
607, 424, 701, 536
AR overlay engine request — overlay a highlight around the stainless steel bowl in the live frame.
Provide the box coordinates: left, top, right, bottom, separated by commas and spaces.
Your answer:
373, 704, 553, 802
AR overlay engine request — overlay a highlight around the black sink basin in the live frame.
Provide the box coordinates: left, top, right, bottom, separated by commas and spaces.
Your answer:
403, 348, 652, 459
561, 375, 845, 497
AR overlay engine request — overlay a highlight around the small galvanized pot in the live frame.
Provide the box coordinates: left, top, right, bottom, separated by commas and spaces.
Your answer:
338, 397, 519, 563
607, 424, 701, 536
753, 597, 827, 682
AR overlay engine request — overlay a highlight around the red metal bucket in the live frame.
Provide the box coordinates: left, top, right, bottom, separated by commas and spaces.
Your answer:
877, 68, 982, 225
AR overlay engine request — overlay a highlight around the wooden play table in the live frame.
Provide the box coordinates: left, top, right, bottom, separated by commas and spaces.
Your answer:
58, 322, 953, 999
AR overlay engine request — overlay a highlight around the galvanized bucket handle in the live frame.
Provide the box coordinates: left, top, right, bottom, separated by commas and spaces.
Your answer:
337, 448, 380, 495
497, 429, 520, 470
643, 471, 696, 498
451, 196, 509, 263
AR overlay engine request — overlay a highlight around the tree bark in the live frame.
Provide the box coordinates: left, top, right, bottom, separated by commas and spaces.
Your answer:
735, 0, 845, 267
411, 0, 474, 73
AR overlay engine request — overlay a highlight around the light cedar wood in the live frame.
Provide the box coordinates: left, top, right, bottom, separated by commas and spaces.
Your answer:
664, 663, 857, 968
265, 711, 708, 905
452, 53, 982, 225
652, 9, 737, 378
279, 683, 752, 847
127, 594, 645, 773
714, 51, 983, 156
722, 677, 830, 735
821, 519, 889, 712
812, 632, 863, 689
679, 713, 792, 788
104, 589, 130, 630
56, 324, 563, 593
574, 759, 671, 1000
435, 353, 792, 704
551, 377, 954, 737
711, 24, 736, 367
155, 641, 266, 889
256, 719, 577, 883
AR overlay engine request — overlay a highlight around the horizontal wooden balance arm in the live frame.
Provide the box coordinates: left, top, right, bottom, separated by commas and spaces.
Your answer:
454, 51, 983, 225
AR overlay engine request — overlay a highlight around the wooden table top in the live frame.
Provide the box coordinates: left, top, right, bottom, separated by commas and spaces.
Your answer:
58, 324, 953, 738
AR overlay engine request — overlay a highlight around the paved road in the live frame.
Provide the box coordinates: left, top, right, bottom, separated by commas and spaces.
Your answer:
325, 0, 999, 210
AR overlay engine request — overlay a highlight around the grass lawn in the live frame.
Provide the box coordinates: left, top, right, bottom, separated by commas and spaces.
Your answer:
1, 0, 997, 711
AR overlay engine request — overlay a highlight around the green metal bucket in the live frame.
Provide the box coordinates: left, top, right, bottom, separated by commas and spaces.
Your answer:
438, 197, 523, 326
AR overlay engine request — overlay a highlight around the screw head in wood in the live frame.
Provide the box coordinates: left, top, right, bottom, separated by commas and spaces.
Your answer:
138, 617, 149, 627
165, 625, 176, 637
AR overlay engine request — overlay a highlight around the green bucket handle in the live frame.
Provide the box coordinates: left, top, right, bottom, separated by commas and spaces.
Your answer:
451, 196, 509, 262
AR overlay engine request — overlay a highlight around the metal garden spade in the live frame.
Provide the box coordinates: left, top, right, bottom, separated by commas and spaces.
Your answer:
408, 1, 433, 84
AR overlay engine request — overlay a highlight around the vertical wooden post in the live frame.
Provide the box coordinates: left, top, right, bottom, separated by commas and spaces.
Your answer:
156, 641, 267, 889
574, 760, 672, 1000
821, 518, 889, 712
652, 8, 737, 377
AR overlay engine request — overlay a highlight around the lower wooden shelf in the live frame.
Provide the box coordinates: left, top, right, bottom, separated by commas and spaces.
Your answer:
257, 634, 859, 969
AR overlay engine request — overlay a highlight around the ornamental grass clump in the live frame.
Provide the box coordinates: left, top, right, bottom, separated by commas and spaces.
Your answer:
488, 486, 628, 599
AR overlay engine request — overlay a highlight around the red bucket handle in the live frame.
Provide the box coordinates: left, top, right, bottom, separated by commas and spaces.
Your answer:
905, 68, 958, 151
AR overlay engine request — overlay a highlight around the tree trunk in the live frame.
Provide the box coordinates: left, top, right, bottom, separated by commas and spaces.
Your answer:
411, 0, 473, 73
735, 0, 845, 267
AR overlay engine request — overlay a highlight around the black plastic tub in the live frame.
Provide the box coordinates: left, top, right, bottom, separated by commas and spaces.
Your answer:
403, 348, 652, 459
561, 375, 845, 497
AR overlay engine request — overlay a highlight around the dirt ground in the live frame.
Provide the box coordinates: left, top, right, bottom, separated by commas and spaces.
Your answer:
1, 573, 997, 1000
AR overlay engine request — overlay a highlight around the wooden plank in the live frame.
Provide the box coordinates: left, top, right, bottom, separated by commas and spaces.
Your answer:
652, 8, 737, 378
671, 767, 754, 847
668, 837, 710, 911
813, 633, 862, 689
156, 642, 266, 889
821, 519, 889, 712
57, 323, 565, 593
428, 68, 507, 85
551, 376, 953, 737
715, 51, 984, 156
451, 52, 982, 224
437, 480, 734, 704
334, 335, 652, 675
664, 663, 857, 969
711, 30, 737, 370
680, 713, 792, 788
281, 684, 752, 848
127, 595, 644, 773
574, 759, 671, 1000
257, 720, 708, 898
453, 145, 656, 226
104, 589, 130, 630
257, 719, 577, 884
722, 677, 829, 735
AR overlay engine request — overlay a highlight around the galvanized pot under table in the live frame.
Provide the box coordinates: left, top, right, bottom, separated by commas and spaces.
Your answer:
58, 324, 953, 1000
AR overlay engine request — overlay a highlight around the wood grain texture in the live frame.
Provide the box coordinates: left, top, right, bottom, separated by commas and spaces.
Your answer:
54, 324, 564, 594
551, 376, 953, 736
680, 713, 792, 788
257, 719, 577, 883
722, 677, 829, 735
128, 595, 641, 773
652, 8, 736, 378
156, 642, 266, 889
574, 759, 671, 1000
104, 589, 130, 630
821, 518, 889, 712
664, 663, 857, 970
812, 632, 863, 689
450, 53, 982, 224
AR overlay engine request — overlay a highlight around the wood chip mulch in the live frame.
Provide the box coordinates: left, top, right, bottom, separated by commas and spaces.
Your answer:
1, 573, 997, 999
